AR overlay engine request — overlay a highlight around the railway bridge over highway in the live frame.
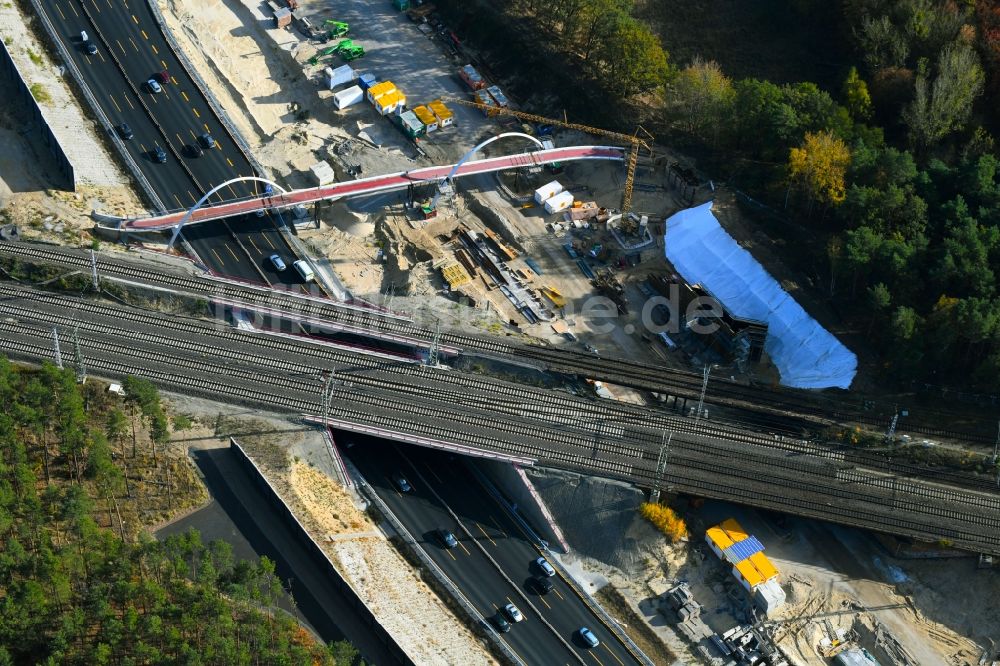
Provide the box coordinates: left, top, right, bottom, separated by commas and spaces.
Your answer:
1, 266, 999, 558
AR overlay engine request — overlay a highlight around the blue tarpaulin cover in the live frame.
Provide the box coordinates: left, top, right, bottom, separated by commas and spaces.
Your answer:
665, 202, 856, 389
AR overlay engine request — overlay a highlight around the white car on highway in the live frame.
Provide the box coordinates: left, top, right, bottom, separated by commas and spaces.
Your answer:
146, 78, 162, 94
534, 556, 555, 577
503, 603, 523, 623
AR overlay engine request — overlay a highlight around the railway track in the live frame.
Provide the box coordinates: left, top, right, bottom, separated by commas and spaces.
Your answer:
5, 242, 993, 446
4, 280, 997, 497
3, 296, 1000, 555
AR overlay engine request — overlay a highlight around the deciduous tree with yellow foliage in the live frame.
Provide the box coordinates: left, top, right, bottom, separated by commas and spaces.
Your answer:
639, 502, 688, 543
787, 131, 852, 211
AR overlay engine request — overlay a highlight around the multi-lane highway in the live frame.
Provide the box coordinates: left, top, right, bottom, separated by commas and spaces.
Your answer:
347, 436, 644, 665
38, 0, 307, 287
41, 0, 254, 201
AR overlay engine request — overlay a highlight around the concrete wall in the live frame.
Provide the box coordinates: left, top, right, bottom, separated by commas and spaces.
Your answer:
229, 438, 415, 666
0, 38, 74, 191
473, 459, 570, 553
524, 467, 653, 574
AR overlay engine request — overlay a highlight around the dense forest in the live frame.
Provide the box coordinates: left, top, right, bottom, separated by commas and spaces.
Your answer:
441, 0, 1000, 394
0, 357, 352, 664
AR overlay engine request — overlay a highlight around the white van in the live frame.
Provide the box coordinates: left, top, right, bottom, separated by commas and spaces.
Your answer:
293, 259, 315, 282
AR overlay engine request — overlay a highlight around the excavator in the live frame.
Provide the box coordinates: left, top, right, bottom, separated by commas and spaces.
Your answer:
324, 19, 349, 39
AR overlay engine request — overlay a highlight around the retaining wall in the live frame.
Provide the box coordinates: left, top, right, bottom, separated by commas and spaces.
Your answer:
229, 437, 415, 666
0, 36, 74, 191
473, 458, 570, 553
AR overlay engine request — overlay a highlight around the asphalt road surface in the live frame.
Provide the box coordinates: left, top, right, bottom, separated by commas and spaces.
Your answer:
182, 446, 403, 666
39, 0, 305, 286
345, 434, 644, 666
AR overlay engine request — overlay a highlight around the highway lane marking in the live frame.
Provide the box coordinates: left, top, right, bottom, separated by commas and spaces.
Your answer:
97, 50, 106, 63
457, 537, 471, 556
161, 60, 168, 70
264, 233, 276, 250
192, 107, 200, 118
105, 0, 112, 8
553, 586, 564, 600
122, 93, 134, 110
90, 0, 100, 13
151, 44, 158, 55
426, 463, 445, 484
587, 651, 605, 666
55, 4, 66, 20
171, 76, 178, 85
226, 245, 240, 262
181, 91, 189, 102
538, 594, 551, 610
131, 14, 138, 24
68, 2, 79, 16
490, 515, 507, 538
203, 123, 210, 132
108, 94, 122, 113
187, 191, 198, 205
189, 129, 197, 139
172, 194, 183, 208
128, 37, 139, 53
141, 30, 148, 40
226, 158, 234, 167
139, 142, 147, 153
227, 185, 240, 200
603, 643, 625, 666
211, 248, 225, 267
175, 133, 184, 147
116, 39, 126, 54
446, 548, 456, 561
247, 235, 262, 255
476, 522, 497, 547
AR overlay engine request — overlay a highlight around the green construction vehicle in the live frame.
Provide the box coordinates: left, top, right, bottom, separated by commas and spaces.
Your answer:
341, 45, 365, 62
324, 20, 349, 38
333, 39, 365, 61
308, 46, 339, 66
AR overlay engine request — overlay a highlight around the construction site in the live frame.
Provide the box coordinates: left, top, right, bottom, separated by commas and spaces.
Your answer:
4, 0, 1000, 663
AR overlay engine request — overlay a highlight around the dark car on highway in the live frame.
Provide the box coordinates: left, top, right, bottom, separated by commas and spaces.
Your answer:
153, 146, 167, 163
392, 472, 412, 493
531, 575, 553, 594
436, 529, 458, 549
117, 123, 133, 141
492, 613, 511, 633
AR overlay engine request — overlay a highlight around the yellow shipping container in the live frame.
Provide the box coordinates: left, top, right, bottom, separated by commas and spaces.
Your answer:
719, 517, 750, 543
375, 91, 405, 116
428, 99, 454, 126
367, 80, 396, 103
734, 559, 766, 588
413, 105, 438, 131
748, 552, 779, 581
705, 524, 735, 551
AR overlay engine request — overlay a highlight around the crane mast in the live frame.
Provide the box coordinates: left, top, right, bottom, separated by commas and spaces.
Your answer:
446, 98, 652, 219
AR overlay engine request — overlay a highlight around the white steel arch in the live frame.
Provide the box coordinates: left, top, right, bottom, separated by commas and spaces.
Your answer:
430, 132, 544, 209
167, 176, 288, 250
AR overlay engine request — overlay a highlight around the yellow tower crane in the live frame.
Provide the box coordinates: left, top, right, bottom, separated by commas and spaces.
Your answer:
445, 98, 654, 218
